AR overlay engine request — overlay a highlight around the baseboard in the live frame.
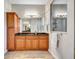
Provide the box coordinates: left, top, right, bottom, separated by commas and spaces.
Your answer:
48, 49, 60, 59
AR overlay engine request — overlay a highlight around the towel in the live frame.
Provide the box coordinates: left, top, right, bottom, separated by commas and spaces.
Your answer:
57, 33, 62, 48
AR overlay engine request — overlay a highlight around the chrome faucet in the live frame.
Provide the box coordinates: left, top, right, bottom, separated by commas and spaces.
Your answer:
35, 30, 37, 35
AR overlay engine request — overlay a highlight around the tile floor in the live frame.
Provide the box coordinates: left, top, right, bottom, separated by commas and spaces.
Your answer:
4, 51, 54, 59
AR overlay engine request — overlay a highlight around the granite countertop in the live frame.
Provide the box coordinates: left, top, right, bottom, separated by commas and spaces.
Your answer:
15, 33, 48, 36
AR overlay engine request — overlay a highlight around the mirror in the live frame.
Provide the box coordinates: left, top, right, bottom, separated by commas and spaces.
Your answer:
20, 17, 45, 32
50, 2, 67, 32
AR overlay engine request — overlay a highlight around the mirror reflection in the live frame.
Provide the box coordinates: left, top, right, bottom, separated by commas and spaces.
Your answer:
20, 17, 44, 32
50, 3, 67, 32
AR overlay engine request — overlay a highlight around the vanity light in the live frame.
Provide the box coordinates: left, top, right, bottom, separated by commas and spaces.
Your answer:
24, 11, 40, 18
26, 15, 40, 18
55, 12, 67, 18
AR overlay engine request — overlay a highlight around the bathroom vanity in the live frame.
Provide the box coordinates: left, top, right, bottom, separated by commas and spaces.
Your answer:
15, 33, 48, 51
6, 12, 49, 51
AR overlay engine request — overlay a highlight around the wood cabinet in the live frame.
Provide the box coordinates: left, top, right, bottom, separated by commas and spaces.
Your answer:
39, 36, 48, 50
15, 36, 25, 50
7, 12, 20, 33
14, 14, 20, 33
25, 36, 32, 50
25, 36, 39, 50
7, 28, 15, 50
15, 35, 48, 51
32, 36, 39, 50
7, 12, 20, 51
7, 13, 14, 28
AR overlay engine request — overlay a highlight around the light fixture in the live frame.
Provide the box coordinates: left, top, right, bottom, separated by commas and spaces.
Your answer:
24, 10, 40, 18
55, 12, 67, 18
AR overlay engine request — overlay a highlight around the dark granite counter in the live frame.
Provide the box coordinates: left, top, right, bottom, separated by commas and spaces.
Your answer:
15, 33, 48, 36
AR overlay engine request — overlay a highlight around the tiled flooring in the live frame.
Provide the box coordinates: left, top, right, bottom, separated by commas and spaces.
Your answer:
4, 51, 54, 59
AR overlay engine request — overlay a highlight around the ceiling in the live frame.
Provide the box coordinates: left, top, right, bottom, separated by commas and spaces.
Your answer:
7, 0, 48, 5
5, 0, 67, 5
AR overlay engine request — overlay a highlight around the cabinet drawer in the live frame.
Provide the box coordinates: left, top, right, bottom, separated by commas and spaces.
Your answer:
39, 36, 48, 39
26, 36, 34, 39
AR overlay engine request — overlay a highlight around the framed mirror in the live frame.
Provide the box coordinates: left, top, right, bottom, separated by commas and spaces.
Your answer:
50, 2, 67, 32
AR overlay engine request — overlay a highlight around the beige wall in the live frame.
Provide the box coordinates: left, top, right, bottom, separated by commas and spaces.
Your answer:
4, 0, 11, 54
45, 0, 74, 59
59, 0, 74, 59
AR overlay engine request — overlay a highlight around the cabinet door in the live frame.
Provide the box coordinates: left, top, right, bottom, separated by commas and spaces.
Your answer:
14, 14, 18, 33
7, 28, 15, 50
17, 18, 20, 32
15, 36, 25, 50
32, 36, 39, 50
39, 36, 48, 50
25, 36, 32, 50
7, 13, 14, 27
25, 39, 32, 50
14, 14, 20, 33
